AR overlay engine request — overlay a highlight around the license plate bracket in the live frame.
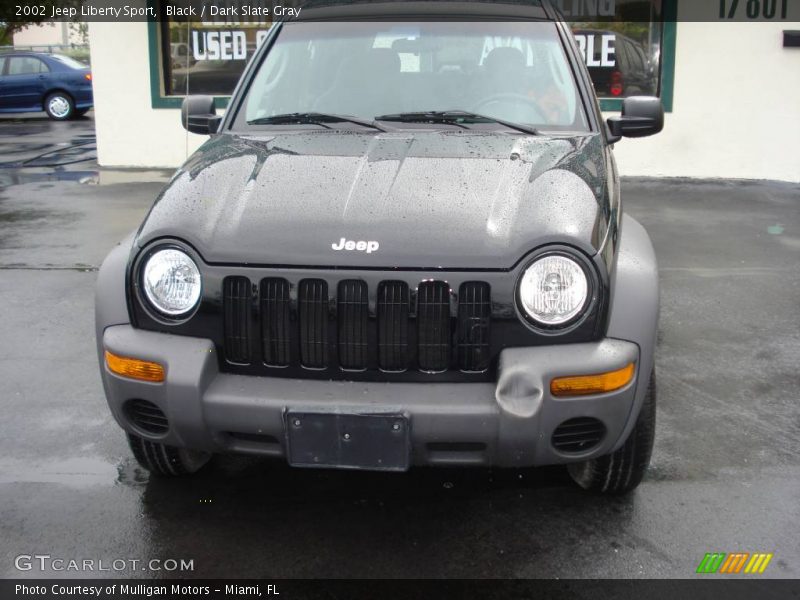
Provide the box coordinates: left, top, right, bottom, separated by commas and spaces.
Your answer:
285, 411, 410, 471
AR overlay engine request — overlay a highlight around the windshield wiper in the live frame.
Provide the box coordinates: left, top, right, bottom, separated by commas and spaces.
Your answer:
375, 111, 470, 130
375, 110, 540, 135
248, 112, 391, 132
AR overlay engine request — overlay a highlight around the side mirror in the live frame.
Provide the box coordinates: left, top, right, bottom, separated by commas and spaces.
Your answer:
181, 95, 221, 135
606, 96, 664, 142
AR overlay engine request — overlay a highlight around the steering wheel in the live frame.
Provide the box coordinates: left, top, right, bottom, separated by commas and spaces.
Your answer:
470, 93, 545, 124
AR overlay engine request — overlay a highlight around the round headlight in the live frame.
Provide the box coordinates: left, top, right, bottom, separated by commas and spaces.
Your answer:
141, 248, 202, 317
519, 254, 589, 326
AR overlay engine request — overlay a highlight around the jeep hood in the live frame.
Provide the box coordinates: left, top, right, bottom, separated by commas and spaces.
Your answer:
136, 131, 609, 269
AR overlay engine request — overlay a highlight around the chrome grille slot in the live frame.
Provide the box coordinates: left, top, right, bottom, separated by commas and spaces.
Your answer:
457, 281, 491, 372
337, 279, 369, 370
260, 278, 291, 366
298, 279, 329, 368
378, 281, 410, 371
223, 276, 252, 364
417, 281, 451, 372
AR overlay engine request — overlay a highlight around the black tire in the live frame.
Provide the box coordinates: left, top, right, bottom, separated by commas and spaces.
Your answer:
567, 370, 656, 494
127, 433, 210, 477
44, 91, 75, 120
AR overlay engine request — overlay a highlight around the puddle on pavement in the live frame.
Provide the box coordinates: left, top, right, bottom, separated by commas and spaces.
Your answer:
116, 458, 151, 486
21, 142, 97, 167
0, 137, 97, 168
0, 168, 172, 189
0, 142, 53, 154
0, 457, 121, 488
0, 170, 100, 187
0, 120, 171, 186
0, 123, 53, 136
0, 456, 155, 489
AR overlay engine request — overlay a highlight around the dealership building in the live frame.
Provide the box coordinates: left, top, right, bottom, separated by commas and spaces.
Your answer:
86, 0, 800, 182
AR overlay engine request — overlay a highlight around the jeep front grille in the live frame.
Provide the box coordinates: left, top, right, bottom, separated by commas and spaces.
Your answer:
337, 279, 369, 370
221, 277, 492, 375
223, 276, 251, 364
377, 281, 409, 371
417, 281, 451, 372
260, 278, 291, 366
298, 279, 328, 368
457, 281, 491, 372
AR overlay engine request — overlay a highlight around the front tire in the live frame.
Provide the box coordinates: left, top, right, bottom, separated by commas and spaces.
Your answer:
567, 370, 656, 494
127, 433, 210, 477
44, 92, 75, 120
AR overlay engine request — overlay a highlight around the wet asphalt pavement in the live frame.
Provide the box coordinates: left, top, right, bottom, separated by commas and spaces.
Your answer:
1, 114, 798, 580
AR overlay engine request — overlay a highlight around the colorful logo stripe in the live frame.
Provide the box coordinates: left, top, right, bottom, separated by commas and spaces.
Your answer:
696, 552, 773, 574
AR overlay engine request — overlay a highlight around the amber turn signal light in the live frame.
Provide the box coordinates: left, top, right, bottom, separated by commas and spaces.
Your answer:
551, 362, 635, 397
105, 351, 165, 383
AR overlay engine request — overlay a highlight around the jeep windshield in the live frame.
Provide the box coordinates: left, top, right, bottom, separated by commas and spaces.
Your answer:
234, 21, 590, 134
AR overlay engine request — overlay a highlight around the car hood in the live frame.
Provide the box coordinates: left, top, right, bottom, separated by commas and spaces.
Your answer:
136, 131, 609, 269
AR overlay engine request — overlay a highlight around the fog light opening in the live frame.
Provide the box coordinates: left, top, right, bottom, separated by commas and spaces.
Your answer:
124, 399, 169, 435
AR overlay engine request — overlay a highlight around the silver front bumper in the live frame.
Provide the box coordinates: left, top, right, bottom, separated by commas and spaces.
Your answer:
101, 324, 641, 468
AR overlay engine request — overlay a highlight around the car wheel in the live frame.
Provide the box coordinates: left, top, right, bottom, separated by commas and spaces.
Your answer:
567, 370, 656, 494
127, 433, 211, 476
44, 92, 75, 120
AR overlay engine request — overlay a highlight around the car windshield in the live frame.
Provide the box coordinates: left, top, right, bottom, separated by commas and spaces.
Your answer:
237, 21, 589, 133
51, 54, 88, 69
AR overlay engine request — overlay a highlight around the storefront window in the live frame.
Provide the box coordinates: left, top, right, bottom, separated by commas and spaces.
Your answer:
160, 6, 272, 96
155, 0, 671, 104
566, 0, 666, 98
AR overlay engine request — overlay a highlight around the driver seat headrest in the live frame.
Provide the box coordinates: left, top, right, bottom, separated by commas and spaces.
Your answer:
484, 46, 527, 72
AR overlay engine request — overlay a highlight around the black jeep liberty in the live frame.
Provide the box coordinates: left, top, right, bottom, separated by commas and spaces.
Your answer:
96, 0, 664, 494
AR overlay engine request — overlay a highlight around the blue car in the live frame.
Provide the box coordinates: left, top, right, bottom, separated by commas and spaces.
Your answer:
0, 51, 93, 120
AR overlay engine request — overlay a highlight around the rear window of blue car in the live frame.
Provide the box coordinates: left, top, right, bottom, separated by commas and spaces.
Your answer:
51, 54, 88, 69
8, 56, 49, 75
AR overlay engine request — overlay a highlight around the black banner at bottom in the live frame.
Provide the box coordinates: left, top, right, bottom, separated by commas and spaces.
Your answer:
3, 579, 800, 600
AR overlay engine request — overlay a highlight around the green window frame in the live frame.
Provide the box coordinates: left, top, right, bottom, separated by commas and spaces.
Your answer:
147, 14, 231, 109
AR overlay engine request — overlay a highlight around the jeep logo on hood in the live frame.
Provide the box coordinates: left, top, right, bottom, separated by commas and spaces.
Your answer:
332, 238, 379, 254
